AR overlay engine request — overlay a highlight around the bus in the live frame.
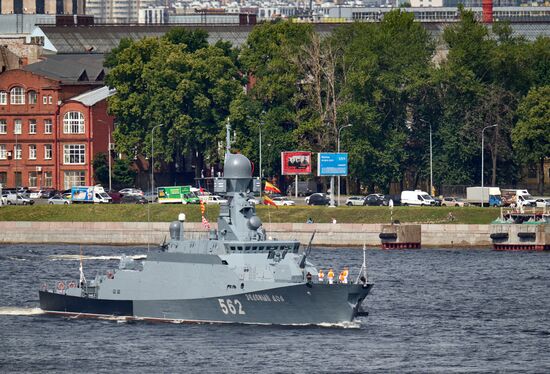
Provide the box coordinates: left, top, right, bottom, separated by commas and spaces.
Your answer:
157, 186, 200, 204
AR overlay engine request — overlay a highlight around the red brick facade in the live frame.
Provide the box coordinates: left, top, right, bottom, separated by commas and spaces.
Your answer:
0, 69, 114, 191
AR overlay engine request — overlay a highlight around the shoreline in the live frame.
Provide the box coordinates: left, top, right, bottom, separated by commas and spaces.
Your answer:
0, 221, 492, 247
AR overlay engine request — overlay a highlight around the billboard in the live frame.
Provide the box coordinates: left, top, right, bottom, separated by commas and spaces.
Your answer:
318, 153, 348, 176
281, 151, 312, 175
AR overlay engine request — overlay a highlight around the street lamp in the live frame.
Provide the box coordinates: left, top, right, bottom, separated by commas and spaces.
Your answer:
151, 124, 164, 202
259, 119, 263, 179
336, 124, 352, 207
97, 119, 112, 191
418, 118, 433, 196
481, 124, 497, 207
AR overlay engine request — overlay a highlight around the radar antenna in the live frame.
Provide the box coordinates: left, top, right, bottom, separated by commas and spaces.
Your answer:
225, 118, 231, 155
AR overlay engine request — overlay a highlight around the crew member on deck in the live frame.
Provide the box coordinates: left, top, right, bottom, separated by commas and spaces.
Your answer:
327, 268, 335, 284
338, 271, 345, 284
342, 267, 349, 284
318, 269, 324, 283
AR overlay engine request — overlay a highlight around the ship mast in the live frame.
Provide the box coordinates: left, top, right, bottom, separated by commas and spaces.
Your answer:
225, 118, 231, 155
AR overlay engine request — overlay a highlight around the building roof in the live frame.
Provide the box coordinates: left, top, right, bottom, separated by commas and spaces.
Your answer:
37, 24, 256, 54
22, 54, 106, 83
69, 86, 116, 106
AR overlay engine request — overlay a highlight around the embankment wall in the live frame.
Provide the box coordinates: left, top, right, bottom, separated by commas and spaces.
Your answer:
0, 222, 492, 247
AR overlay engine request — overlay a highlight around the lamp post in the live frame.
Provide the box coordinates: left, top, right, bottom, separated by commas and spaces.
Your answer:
97, 119, 113, 191
259, 119, 263, 179
418, 118, 433, 196
481, 124, 497, 207
151, 124, 164, 202
336, 124, 352, 207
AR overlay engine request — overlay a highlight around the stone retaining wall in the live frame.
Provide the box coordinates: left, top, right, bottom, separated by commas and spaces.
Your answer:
0, 222, 492, 247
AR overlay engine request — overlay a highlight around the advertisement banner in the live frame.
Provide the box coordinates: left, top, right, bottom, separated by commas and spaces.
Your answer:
281, 151, 312, 175
318, 153, 348, 176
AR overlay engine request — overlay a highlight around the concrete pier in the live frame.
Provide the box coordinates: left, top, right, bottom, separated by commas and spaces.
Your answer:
379, 224, 421, 249
0, 221, 494, 247
491, 224, 550, 251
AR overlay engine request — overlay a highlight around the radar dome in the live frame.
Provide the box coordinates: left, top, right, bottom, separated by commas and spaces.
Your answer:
247, 216, 262, 230
224, 154, 252, 178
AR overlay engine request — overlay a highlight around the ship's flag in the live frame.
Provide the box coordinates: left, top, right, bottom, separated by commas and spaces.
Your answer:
263, 195, 278, 208
200, 197, 206, 215
201, 215, 211, 229
264, 181, 281, 194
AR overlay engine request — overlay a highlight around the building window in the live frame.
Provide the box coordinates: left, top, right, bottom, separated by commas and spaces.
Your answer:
14, 171, 22, 187
64, 170, 85, 189
10, 87, 25, 105
29, 171, 38, 188
29, 120, 37, 134
43, 96, 48, 104
14, 120, 22, 134
0, 91, 6, 105
14, 144, 22, 159
28, 91, 37, 104
44, 144, 52, 159
44, 119, 53, 134
48, 96, 53, 104
0, 144, 6, 159
63, 144, 85, 164
29, 144, 37, 159
0, 120, 6, 134
63, 112, 85, 134
0, 172, 7, 186
43, 171, 52, 187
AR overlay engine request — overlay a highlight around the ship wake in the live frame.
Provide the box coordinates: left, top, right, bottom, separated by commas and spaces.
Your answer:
0, 307, 44, 316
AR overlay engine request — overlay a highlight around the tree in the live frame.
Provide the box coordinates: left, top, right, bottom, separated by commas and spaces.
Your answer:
512, 85, 550, 194
106, 35, 242, 175
93, 153, 109, 186
112, 158, 137, 190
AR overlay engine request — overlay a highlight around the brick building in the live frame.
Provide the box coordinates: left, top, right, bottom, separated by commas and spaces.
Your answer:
0, 57, 114, 191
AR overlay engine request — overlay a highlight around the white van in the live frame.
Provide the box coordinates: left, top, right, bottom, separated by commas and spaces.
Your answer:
401, 190, 436, 206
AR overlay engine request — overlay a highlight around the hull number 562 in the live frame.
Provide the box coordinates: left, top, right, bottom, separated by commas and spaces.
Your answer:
218, 299, 246, 315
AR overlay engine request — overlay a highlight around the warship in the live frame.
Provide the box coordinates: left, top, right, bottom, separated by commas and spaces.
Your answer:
39, 137, 373, 325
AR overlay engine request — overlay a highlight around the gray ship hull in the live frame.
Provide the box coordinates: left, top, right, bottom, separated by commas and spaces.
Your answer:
39, 283, 372, 325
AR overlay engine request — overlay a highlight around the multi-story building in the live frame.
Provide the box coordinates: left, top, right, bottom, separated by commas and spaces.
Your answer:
0, 0, 84, 14
86, 0, 158, 24
0, 64, 114, 190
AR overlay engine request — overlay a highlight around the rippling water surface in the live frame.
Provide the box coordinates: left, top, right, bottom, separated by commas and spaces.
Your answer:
1, 244, 549, 373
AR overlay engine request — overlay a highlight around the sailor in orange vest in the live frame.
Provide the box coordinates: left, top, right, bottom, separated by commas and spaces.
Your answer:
338, 271, 345, 284
327, 268, 335, 284
342, 267, 349, 284
318, 269, 325, 283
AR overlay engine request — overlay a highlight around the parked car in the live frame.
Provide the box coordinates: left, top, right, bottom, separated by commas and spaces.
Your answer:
29, 190, 44, 199
204, 195, 228, 205
535, 198, 550, 208
345, 196, 366, 206
5, 193, 34, 205
305, 193, 330, 206
107, 191, 123, 204
48, 195, 71, 205
118, 188, 144, 196
144, 191, 158, 203
248, 197, 261, 205
363, 194, 386, 206
40, 189, 58, 199
432, 196, 442, 206
120, 195, 148, 204
441, 197, 470, 207
272, 197, 296, 206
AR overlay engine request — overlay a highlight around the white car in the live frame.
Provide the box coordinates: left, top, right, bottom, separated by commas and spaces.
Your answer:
29, 190, 44, 199
204, 195, 228, 204
535, 198, 550, 208
48, 195, 72, 205
118, 188, 144, 196
248, 197, 261, 205
272, 197, 296, 206
345, 196, 366, 206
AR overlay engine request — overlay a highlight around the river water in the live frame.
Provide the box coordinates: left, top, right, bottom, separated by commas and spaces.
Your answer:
0, 244, 549, 373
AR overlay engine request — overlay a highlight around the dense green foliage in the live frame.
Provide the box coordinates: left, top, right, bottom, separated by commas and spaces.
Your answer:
105, 14, 550, 194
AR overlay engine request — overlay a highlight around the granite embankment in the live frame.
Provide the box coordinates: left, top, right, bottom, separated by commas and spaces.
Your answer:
0, 222, 492, 247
